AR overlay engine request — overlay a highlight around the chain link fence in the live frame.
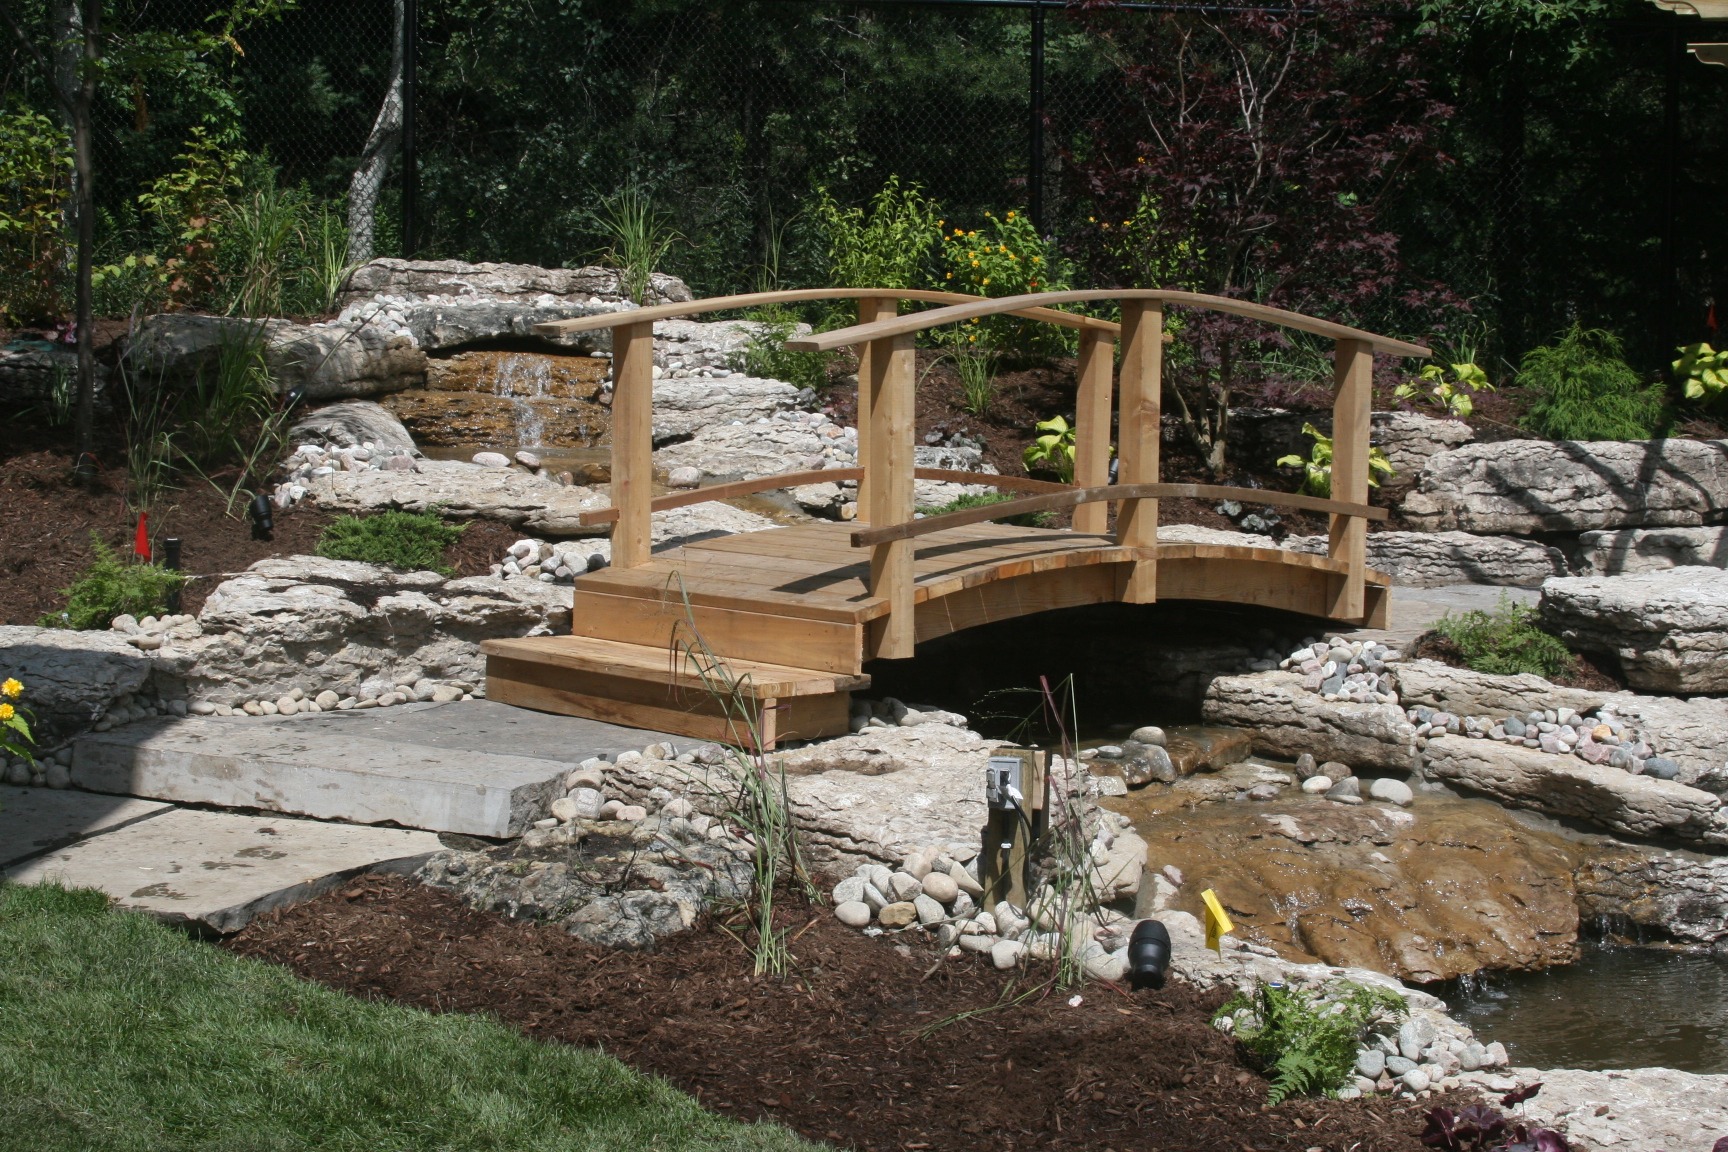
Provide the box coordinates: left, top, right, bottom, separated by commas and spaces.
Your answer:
74, 0, 1728, 369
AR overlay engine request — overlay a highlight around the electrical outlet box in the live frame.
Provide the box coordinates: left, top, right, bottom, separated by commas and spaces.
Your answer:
985, 755, 1024, 810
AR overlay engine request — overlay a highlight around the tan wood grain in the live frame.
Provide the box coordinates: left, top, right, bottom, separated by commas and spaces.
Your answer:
569, 589, 865, 674
1328, 338, 1374, 622
1115, 300, 1163, 602
610, 320, 655, 568
867, 332, 917, 658
1071, 327, 1115, 535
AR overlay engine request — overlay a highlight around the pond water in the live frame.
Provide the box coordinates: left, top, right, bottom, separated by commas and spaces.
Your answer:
1439, 943, 1728, 1073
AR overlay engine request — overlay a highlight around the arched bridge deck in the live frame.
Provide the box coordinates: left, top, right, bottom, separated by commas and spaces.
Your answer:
483, 287, 1419, 748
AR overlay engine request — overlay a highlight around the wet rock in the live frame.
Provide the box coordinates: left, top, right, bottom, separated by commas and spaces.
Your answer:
1325, 776, 1361, 800
1540, 568, 1728, 694
1130, 725, 1167, 746
1576, 844, 1728, 947
1163, 727, 1255, 775
1402, 438, 1728, 534
1368, 778, 1414, 806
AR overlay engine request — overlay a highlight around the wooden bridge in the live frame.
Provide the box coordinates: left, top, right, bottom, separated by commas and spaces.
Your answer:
483, 288, 1428, 747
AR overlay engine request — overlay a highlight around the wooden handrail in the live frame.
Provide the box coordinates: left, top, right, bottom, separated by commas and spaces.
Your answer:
572, 467, 1071, 527
786, 289, 1432, 358
531, 287, 1120, 338
849, 482, 1388, 547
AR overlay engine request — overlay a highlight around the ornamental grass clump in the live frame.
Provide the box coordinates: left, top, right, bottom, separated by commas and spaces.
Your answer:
42, 536, 186, 631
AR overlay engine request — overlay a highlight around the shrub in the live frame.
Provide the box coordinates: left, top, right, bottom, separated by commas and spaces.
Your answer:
1215, 980, 1406, 1105
937, 208, 1074, 355
42, 536, 186, 631
1433, 596, 1575, 679
315, 511, 467, 575
813, 175, 942, 291
731, 305, 828, 391
1518, 325, 1665, 441
0, 108, 71, 325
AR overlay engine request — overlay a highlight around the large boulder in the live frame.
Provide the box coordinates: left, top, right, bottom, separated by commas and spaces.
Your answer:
649, 375, 804, 441
305, 459, 610, 537
1201, 670, 1417, 771
1576, 843, 1728, 947
1540, 568, 1728, 694
1231, 408, 1474, 479
287, 399, 420, 457
128, 314, 426, 400
1579, 526, 1728, 575
341, 258, 692, 307
1401, 438, 1728, 534
1282, 531, 1568, 588
0, 627, 154, 744
0, 338, 104, 408
1423, 737, 1722, 843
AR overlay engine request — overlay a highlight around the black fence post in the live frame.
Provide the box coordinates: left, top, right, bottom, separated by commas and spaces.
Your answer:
402, 0, 419, 258
1029, 0, 1045, 232
1662, 19, 1681, 364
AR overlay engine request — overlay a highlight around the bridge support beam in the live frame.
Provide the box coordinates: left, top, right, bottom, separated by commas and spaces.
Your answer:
1115, 301, 1163, 603
1328, 338, 1372, 621
866, 333, 917, 659
852, 296, 897, 517
1071, 327, 1115, 535
610, 320, 655, 570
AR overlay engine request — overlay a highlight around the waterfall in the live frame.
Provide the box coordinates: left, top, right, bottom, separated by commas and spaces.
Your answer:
490, 353, 553, 448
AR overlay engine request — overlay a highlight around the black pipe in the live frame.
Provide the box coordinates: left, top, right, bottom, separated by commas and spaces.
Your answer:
1128, 919, 1172, 990
1028, 0, 1045, 232
163, 537, 182, 614
402, 0, 419, 258
1662, 20, 1680, 365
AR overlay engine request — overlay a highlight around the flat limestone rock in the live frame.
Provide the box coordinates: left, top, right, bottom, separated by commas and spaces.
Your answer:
128, 313, 426, 400
1576, 842, 1728, 947
306, 458, 610, 536
1283, 531, 1568, 588
0, 626, 155, 743
1423, 737, 1722, 843
1458, 1065, 1728, 1152
70, 708, 582, 837
1201, 670, 1417, 772
1579, 525, 1728, 575
341, 257, 691, 307
0, 785, 172, 867
1541, 568, 1728, 694
1401, 438, 1728, 534
6, 806, 441, 932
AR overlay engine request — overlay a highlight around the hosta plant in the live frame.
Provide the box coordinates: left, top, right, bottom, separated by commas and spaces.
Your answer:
1675, 343, 1728, 402
1022, 415, 1077, 483
1277, 422, 1393, 498
1396, 358, 1493, 418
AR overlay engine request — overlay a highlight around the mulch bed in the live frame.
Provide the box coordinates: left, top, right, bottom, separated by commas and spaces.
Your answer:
227, 874, 1453, 1152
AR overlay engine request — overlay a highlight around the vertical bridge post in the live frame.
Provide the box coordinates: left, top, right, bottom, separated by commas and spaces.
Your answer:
1328, 338, 1372, 620
853, 296, 897, 518
1071, 326, 1115, 535
610, 320, 655, 570
866, 332, 917, 658
1115, 301, 1163, 603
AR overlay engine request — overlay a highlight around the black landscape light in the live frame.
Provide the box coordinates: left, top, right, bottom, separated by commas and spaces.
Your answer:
282, 386, 306, 412
164, 537, 182, 613
249, 493, 275, 540
1128, 919, 1172, 991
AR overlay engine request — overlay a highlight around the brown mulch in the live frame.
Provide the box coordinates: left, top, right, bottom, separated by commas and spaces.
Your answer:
1, 445, 519, 625
1409, 630, 1626, 693
226, 874, 1451, 1152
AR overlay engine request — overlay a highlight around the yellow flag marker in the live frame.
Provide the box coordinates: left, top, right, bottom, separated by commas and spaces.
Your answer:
1200, 888, 1234, 954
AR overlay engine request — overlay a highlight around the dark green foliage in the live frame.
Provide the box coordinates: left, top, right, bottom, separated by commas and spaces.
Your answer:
316, 511, 467, 575
1518, 325, 1666, 441
1215, 980, 1406, 1105
918, 490, 1053, 528
732, 306, 829, 392
1434, 596, 1575, 679
41, 536, 186, 631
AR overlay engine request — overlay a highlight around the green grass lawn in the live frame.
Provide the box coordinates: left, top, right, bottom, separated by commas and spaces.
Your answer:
0, 882, 814, 1152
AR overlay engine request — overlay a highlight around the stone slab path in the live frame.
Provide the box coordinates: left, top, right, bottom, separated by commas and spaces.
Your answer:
71, 700, 675, 838
6, 801, 441, 932
0, 785, 173, 868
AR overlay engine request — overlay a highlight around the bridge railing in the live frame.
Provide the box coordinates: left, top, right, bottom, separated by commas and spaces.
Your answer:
785, 290, 1427, 657
535, 287, 1426, 658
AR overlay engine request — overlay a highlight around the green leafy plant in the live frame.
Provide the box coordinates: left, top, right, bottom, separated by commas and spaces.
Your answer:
42, 536, 186, 631
175, 327, 293, 515
1675, 342, 1728, 403
1518, 325, 1665, 441
1432, 595, 1575, 679
316, 511, 468, 575
0, 107, 71, 325
1276, 422, 1394, 497
731, 305, 828, 391
1022, 415, 1077, 483
221, 175, 307, 318
813, 175, 942, 291
586, 185, 681, 306
938, 208, 1074, 355
919, 490, 1053, 528
130, 127, 247, 308
307, 202, 358, 314
0, 675, 35, 767
947, 341, 998, 416
1215, 980, 1406, 1105
1396, 358, 1494, 417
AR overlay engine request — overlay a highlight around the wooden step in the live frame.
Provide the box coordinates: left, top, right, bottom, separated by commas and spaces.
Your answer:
483, 636, 868, 750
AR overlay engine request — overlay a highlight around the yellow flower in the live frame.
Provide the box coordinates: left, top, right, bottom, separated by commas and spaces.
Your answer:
1006, 211, 1016, 219
1, 678, 19, 699
1088, 216, 1096, 223
944, 272, 953, 280
982, 278, 991, 285
971, 260, 979, 267
998, 245, 1007, 253
967, 230, 976, 237
0, 703, 13, 722
1032, 256, 1042, 264
937, 219, 945, 227
953, 228, 964, 236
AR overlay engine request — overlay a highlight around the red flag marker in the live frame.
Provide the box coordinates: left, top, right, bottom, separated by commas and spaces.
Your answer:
134, 513, 151, 562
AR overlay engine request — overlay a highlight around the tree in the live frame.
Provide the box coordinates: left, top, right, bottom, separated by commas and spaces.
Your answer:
1069, 0, 1455, 476
346, 0, 402, 264
0, 0, 288, 481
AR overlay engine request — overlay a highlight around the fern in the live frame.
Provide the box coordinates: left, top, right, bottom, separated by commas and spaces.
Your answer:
1267, 1050, 1330, 1106
1215, 980, 1406, 1104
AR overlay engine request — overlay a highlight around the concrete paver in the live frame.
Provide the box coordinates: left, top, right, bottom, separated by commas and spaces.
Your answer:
0, 785, 173, 867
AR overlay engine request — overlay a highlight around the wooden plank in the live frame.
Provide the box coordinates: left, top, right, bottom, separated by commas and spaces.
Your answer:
1328, 338, 1373, 621
574, 566, 876, 621
867, 332, 917, 659
481, 636, 868, 697
760, 692, 854, 748
1071, 327, 1115, 535
854, 296, 896, 516
570, 589, 865, 675
787, 289, 1433, 358
1116, 300, 1163, 602
611, 320, 655, 568
915, 563, 1124, 644
531, 287, 1119, 338
576, 469, 863, 527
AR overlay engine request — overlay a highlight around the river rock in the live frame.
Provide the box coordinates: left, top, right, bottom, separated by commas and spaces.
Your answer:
1202, 670, 1417, 771
1402, 438, 1728, 534
834, 900, 872, 927
1367, 778, 1414, 806
288, 400, 421, 457
1580, 526, 1728, 575
1282, 531, 1569, 588
879, 901, 918, 928
1424, 737, 1723, 842
128, 313, 426, 400
990, 939, 1024, 969
1540, 568, 1728, 694
921, 870, 959, 904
